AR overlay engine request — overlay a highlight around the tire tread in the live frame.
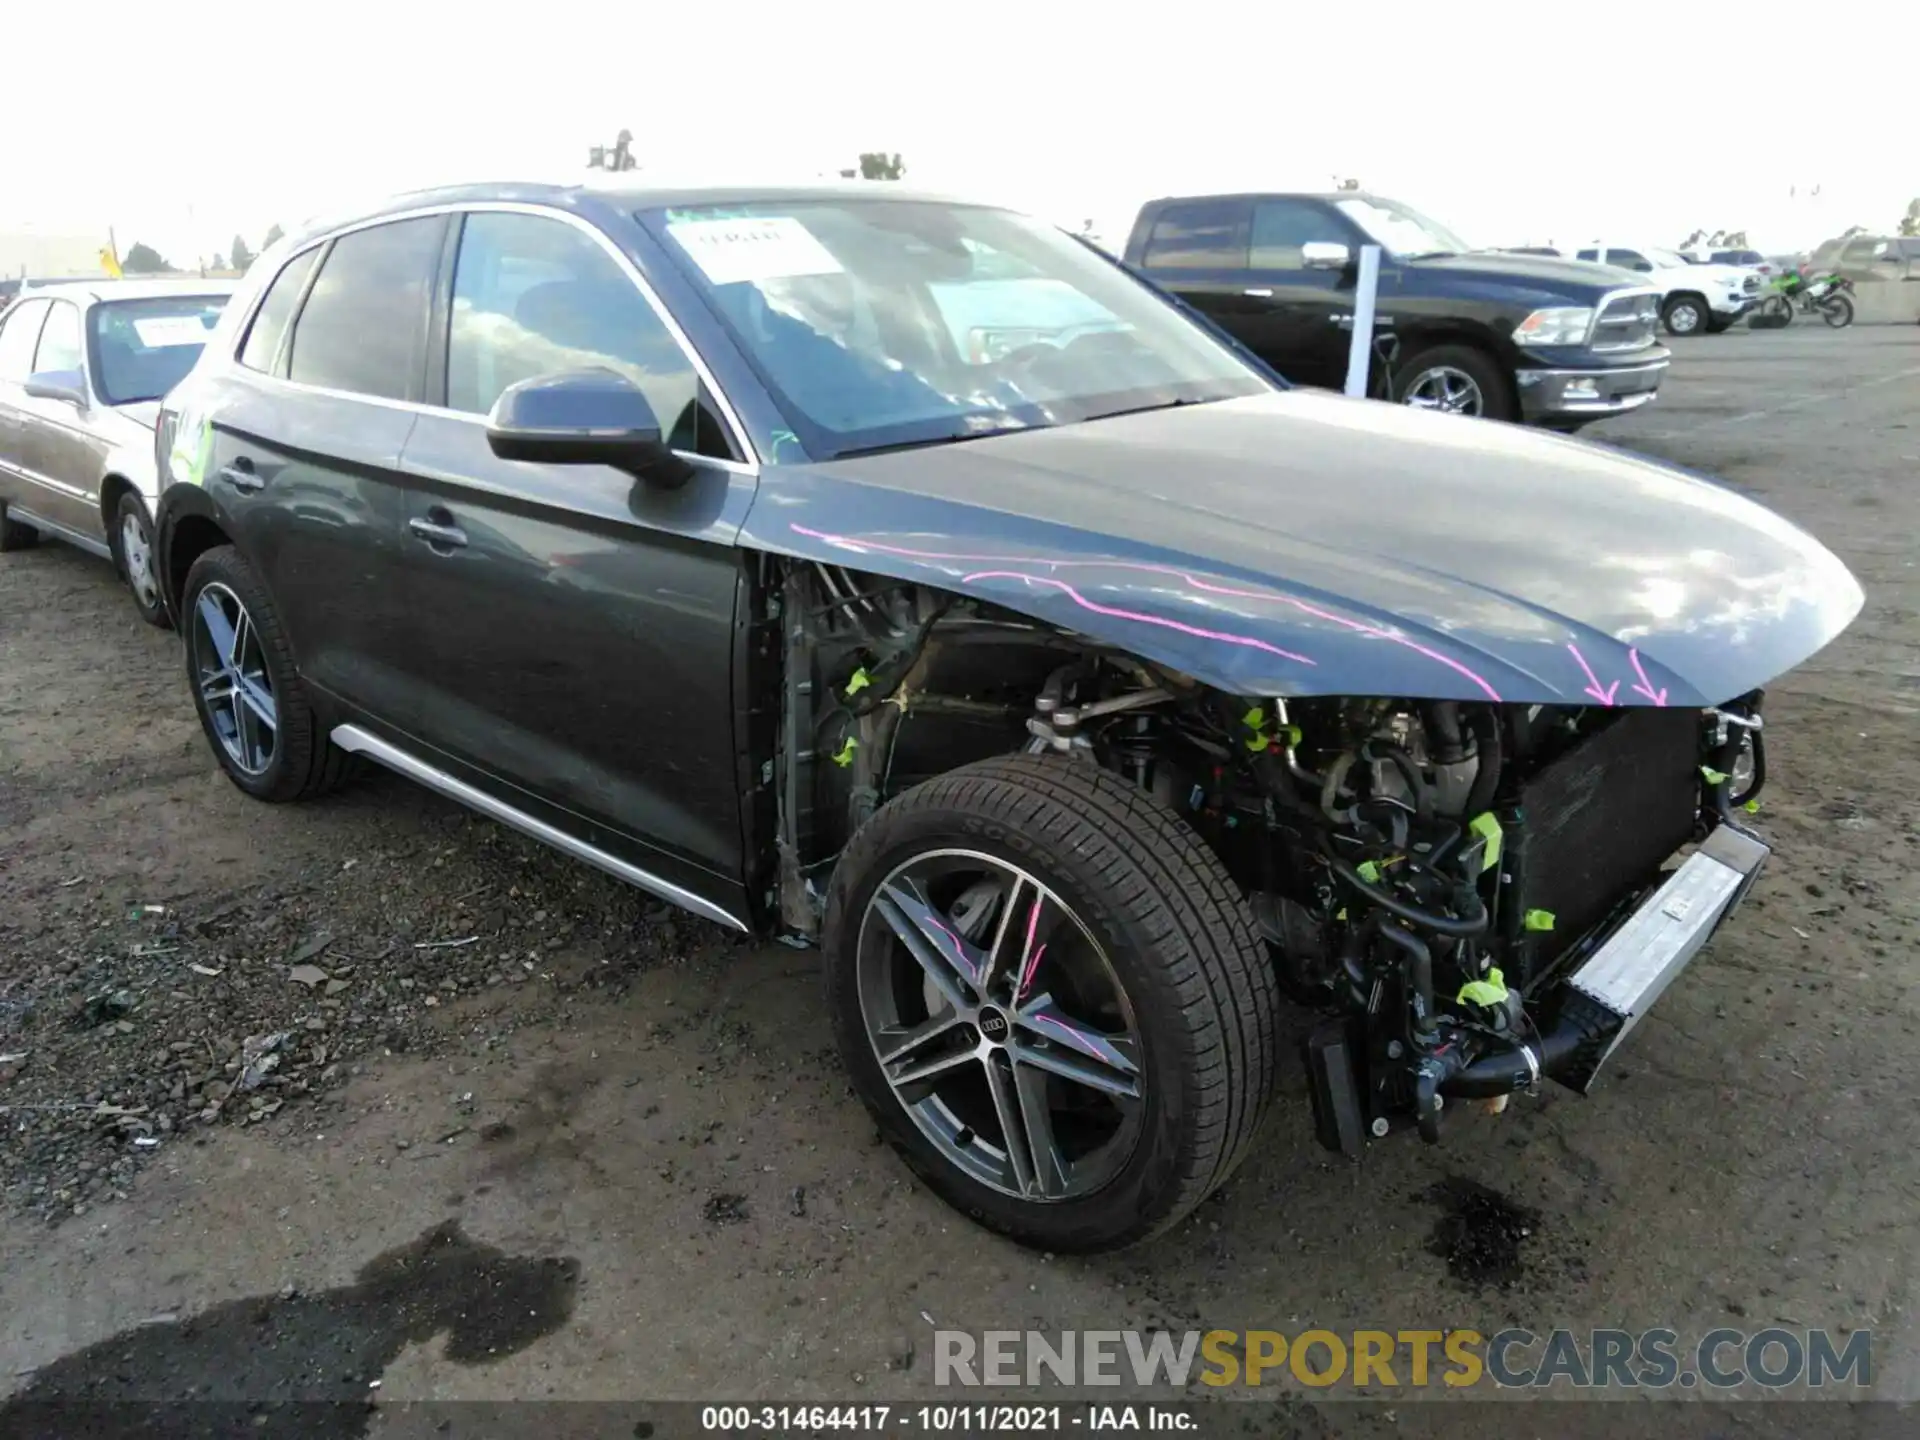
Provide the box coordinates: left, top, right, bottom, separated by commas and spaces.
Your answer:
830, 752, 1280, 1249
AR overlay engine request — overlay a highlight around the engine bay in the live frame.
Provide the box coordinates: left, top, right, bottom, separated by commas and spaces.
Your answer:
763, 557, 1768, 1145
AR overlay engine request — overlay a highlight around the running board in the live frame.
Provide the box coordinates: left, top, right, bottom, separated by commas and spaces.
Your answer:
329, 724, 749, 933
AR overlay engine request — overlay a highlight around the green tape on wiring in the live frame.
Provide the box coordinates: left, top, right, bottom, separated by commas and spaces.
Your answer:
1357, 860, 1382, 883
1524, 909, 1556, 932
1701, 766, 1729, 786
844, 668, 871, 697
1744, 797, 1761, 813
830, 737, 858, 767
1457, 967, 1509, 1007
1467, 811, 1502, 873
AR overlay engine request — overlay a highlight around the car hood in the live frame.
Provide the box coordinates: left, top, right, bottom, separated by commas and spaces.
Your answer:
1412, 250, 1632, 294
746, 390, 1863, 707
1659, 263, 1749, 288
110, 400, 163, 431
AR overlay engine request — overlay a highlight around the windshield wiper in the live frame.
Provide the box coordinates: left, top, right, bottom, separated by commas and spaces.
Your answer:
828, 428, 1014, 460
1085, 396, 1214, 423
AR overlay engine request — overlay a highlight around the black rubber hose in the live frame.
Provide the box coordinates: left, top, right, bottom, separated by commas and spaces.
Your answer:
1424, 702, 1467, 765
1440, 1021, 1590, 1099
1462, 705, 1503, 819
1322, 845, 1491, 938
1379, 921, 1438, 1044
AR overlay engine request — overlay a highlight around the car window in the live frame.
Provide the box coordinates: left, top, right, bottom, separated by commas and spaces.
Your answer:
239, 247, 321, 374
90, 295, 230, 405
927, 236, 1133, 364
1139, 200, 1249, 270
33, 301, 83, 374
445, 210, 728, 456
1333, 198, 1469, 258
1249, 200, 1350, 270
650, 199, 1267, 462
0, 299, 50, 381
1606, 249, 1652, 272
1841, 238, 1883, 265
287, 217, 444, 401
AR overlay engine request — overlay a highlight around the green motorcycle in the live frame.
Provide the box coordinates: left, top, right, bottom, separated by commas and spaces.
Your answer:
1756, 271, 1855, 328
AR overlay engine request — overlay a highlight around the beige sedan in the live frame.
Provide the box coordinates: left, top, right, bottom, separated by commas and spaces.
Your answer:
0, 278, 234, 625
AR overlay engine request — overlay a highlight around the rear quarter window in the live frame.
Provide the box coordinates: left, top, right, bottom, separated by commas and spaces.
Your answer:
239, 248, 321, 374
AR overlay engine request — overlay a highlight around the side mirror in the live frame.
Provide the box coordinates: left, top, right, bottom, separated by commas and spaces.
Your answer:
485, 369, 694, 488
1302, 242, 1351, 272
24, 368, 88, 408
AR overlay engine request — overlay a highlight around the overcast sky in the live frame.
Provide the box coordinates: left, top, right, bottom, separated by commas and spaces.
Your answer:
2, 0, 1913, 266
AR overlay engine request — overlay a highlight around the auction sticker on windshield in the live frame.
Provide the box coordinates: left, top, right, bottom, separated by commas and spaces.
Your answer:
667, 217, 843, 286
132, 315, 213, 348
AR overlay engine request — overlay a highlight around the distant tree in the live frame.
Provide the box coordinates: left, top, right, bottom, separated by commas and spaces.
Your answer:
209, 252, 226, 271
1681, 228, 1708, 248
1841, 224, 1869, 239
1723, 230, 1748, 248
231, 235, 255, 271
1331, 175, 1362, 191
1900, 199, 1920, 238
858, 151, 905, 181
262, 223, 285, 249
122, 242, 169, 274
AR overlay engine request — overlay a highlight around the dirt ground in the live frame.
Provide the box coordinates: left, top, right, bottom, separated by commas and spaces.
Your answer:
2, 325, 1917, 1435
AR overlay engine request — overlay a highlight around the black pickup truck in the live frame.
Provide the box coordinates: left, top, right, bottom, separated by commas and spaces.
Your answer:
1123, 193, 1670, 430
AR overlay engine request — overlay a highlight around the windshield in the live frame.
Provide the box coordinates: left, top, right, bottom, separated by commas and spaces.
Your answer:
644, 200, 1269, 460
1332, 198, 1472, 258
88, 295, 228, 404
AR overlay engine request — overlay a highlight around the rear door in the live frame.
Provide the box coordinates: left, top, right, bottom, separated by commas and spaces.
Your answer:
389, 206, 757, 892
1239, 197, 1367, 389
12, 299, 101, 539
197, 216, 445, 714
1129, 199, 1276, 358
0, 298, 51, 517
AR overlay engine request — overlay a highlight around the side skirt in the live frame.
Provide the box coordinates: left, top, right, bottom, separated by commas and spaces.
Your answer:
329, 723, 750, 934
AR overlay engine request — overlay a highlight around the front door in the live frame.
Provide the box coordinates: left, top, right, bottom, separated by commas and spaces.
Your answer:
391, 208, 758, 895
1238, 198, 1371, 391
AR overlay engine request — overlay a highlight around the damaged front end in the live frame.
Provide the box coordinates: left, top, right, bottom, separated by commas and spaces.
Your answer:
765, 553, 1773, 1153
1276, 693, 1769, 1152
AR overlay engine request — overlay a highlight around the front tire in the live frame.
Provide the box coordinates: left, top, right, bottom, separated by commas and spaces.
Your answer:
110, 491, 170, 629
181, 544, 355, 803
1392, 344, 1514, 422
1662, 294, 1708, 336
823, 754, 1280, 1253
1821, 293, 1855, 328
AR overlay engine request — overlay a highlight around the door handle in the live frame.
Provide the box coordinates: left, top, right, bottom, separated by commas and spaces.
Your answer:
219, 463, 264, 494
408, 516, 468, 549
1243, 287, 1274, 297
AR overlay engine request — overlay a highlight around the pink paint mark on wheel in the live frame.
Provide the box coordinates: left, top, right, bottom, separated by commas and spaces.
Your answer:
1628, 648, 1669, 706
788, 524, 1501, 701
926, 917, 980, 985
1566, 643, 1619, 706
1016, 943, 1047, 1005
963, 570, 1318, 667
